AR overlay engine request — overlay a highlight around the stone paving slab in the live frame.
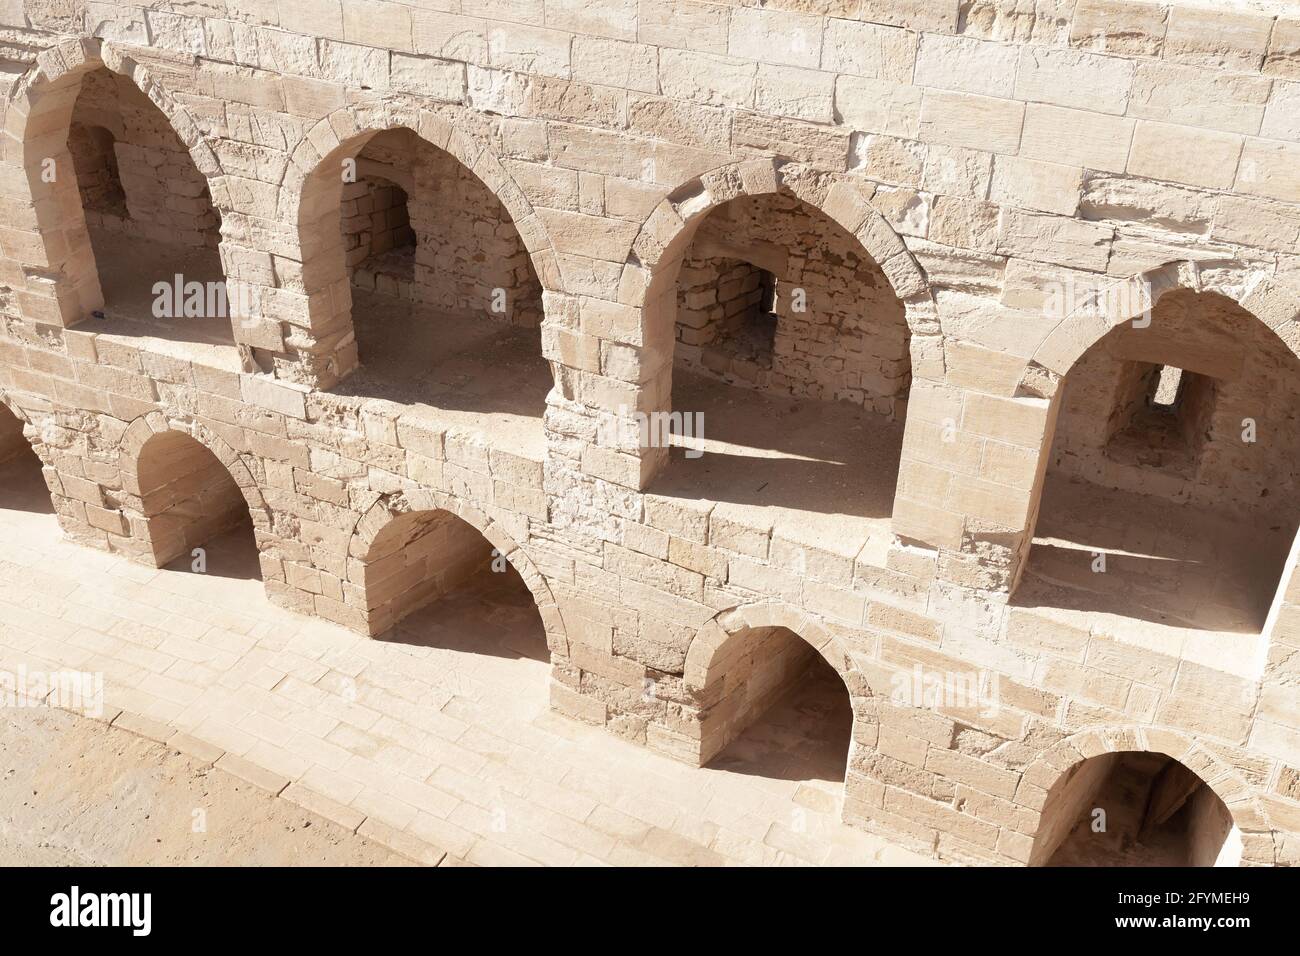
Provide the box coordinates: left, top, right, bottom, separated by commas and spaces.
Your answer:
0, 496, 935, 867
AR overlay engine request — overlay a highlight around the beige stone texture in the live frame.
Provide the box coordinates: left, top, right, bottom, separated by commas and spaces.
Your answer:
0, 0, 1293, 869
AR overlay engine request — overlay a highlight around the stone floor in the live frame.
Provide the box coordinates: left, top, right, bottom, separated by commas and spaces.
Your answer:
0, 450, 933, 867
336, 286, 551, 461
1014, 474, 1280, 680
82, 235, 552, 464
89, 230, 236, 350
0, 705, 414, 866
651, 368, 905, 567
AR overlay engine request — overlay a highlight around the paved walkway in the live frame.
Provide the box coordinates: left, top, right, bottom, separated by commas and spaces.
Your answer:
0, 452, 933, 866
0, 706, 413, 865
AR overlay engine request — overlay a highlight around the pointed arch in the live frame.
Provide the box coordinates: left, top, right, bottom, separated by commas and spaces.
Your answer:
346, 488, 565, 650
680, 600, 860, 769
1016, 259, 1300, 400
120, 411, 270, 527
279, 100, 559, 387
631, 158, 939, 358
7, 37, 226, 328
1009, 258, 1300, 636
118, 412, 269, 567
1022, 726, 1277, 866
684, 599, 855, 693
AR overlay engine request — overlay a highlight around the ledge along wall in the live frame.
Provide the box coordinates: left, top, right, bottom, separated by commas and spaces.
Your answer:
0, 0, 1297, 866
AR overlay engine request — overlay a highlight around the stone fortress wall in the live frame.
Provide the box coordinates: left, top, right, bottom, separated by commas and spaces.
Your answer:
67, 66, 220, 247
0, 0, 1297, 865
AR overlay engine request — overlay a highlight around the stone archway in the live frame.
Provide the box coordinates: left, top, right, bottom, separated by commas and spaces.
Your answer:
633, 160, 931, 302
631, 158, 939, 390
119, 412, 270, 570
625, 159, 938, 564
682, 601, 858, 772
1023, 726, 1277, 866
7, 37, 226, 329
1008, 259, 1300, 641
346, 488, 566, 653
1015, 259, 1300, 401
279, 100, 559, 388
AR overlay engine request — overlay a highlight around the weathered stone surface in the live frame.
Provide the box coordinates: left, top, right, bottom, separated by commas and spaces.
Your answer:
918, 89, 1024, 154
0, 0, 1293, 872
1127, 121, 1244, 191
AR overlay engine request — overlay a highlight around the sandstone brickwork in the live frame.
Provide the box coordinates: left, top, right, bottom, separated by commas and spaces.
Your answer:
341, 127, 542, 326
674, 191, 910, 415
0, 0, 1298, 866
68, 68, 219, 248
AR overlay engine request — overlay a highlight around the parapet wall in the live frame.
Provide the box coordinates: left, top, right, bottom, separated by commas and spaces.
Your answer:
0, 0, 1297, 865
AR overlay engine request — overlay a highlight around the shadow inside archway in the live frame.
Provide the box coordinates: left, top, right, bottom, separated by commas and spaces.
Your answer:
1014, 476, 1287, 634
0, 446, 54, 514
160, 521, 260, 581
1040, 751, 1239, 867
705, 654, 852, 785
650, 369, 904, 564
374, 563, 550, 665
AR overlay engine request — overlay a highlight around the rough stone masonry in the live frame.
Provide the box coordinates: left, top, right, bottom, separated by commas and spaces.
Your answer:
0, 0, 1298, 866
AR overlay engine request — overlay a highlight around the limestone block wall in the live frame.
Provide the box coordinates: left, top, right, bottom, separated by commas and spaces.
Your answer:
67, 68, 219, 248
342, 176, 413, 274
0, 0, 1296, 867
1051, 288, 1300, 522
677, 255, 770, 352
342, 127, 541, 325
674, 191, 911, 414
355, 506, 494, 638
406, 137, 542, 327
66, 122, 126, 221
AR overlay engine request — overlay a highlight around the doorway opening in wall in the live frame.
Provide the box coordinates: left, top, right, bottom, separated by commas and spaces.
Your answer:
66, 69, 230, 346
699, 627, 853, 788
1102, 362, 1214, 475
1014, 289, 1300, 647
1033, 751, 1240, 866
650, 191, 912, 566
0, 404, 51, 515
133, 431, 259, 581
68, 123, 127, 221
678, 258, 779, 378
1151, 364, 1183, 409
357, 509, 551, 711
344, 175, 416, 299
323, 129, 551, 459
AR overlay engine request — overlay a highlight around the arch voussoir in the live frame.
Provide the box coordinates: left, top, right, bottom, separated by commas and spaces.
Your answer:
1025, 726, 1277, 867
1016, 258, 1296, 398
344, 489, 563, 646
